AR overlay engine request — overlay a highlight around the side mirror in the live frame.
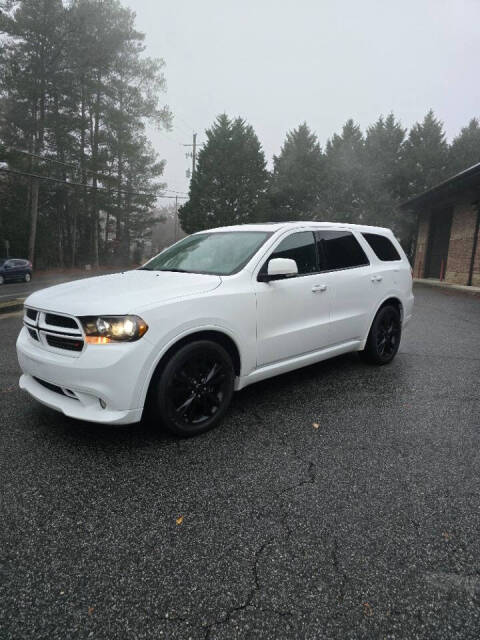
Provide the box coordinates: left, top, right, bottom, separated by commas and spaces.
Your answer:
258, 257, 298, 282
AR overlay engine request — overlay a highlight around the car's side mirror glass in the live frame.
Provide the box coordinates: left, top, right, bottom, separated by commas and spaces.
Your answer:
258, 257, 298, 282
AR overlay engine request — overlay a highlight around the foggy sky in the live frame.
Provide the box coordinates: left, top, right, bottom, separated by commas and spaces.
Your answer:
125, 0, 480, 200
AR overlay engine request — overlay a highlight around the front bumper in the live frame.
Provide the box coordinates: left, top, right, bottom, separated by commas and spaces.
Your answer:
16, 327, 150, 425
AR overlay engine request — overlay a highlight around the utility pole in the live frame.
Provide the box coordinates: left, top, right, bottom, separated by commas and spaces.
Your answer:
183, 133, 198, 181
174, 195, 178, 241
192, 133, 197, 178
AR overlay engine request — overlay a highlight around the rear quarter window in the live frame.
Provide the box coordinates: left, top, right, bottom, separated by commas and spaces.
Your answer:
362, 233, 401, 261
316, 230, 369, 271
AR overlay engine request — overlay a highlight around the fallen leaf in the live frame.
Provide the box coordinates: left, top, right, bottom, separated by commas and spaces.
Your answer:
312, 422, 319, 430
176, 515, 183, 526
363, 602, 373, 617
88, 606, 95, 616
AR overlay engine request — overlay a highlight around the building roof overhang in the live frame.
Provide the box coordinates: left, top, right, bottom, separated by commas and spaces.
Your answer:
401, 162, 480, 211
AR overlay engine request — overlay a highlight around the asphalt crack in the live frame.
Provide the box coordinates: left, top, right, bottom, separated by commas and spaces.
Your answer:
203, 536, 275, 639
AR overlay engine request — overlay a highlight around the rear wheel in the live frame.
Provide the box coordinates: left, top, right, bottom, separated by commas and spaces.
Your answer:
360, 305, 401, 365
24, 272, 31, 282
154, 340, 235, 436
0, 275, 4, 285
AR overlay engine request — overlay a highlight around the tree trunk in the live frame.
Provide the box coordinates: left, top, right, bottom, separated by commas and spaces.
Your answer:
90, 82, 101, 268
27, 178, 39, 264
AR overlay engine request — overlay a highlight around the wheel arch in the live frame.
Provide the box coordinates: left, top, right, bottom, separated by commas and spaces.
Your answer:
377, 296, 403, 321
361, 296, 404, 348
142, 328, 242, 413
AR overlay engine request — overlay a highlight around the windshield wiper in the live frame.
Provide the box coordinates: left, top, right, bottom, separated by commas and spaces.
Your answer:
138, 267, 191, 273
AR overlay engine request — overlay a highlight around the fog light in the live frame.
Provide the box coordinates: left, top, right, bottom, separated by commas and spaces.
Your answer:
99, 398, 107, 409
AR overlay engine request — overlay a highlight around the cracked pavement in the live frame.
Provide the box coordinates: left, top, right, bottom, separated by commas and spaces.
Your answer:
1, 283, 480, 639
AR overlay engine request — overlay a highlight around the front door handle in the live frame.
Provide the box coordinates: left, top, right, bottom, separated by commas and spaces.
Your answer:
312, 284, 327, 293
371, 275, 383, 282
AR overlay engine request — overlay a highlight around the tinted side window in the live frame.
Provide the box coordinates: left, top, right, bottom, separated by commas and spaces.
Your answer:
266, 231, 317, 275
362, 233, 401, 261
316, 230, 369, 270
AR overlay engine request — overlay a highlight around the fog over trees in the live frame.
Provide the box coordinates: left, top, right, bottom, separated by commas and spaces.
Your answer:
181, 110, 480, 252
0, 0, 170, 267
1, 1, 480, 266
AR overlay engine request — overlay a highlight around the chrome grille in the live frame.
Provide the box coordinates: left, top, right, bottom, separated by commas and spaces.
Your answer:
45, 334, 83, 351
24, 307, 85, 355
44, 313, 78, 329
26, 308, 38, 322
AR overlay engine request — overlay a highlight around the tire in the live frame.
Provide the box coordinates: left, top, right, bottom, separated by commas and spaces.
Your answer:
24, 272, 31, 282
153, 340, 235, 437
360, 305, 401, 365
0, 275, 4, 285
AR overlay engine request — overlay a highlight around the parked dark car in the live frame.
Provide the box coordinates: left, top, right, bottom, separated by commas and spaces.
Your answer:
0, 258, 32, 284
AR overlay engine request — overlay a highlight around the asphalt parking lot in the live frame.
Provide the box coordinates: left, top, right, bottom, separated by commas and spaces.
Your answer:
1, 283, 480, 639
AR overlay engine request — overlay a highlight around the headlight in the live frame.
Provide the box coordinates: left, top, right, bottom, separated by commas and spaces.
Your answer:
79, 315, 148, 344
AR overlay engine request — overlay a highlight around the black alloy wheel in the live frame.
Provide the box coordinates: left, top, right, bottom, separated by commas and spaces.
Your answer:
155, 340, 235, 436
360, 305, 401, 365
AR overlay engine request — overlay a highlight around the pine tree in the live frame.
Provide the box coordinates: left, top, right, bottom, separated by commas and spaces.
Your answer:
403, 110, 449, 197
179, 114, 268, 233
0, 0, 67, 262
363, 114, 414, 244
449, 118, 480, 175
323, 119, 366, 223
268, 123, 324, 221
0, 0, 170, 267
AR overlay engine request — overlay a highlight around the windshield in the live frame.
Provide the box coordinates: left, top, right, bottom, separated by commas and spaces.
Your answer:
141, 231, 272, 276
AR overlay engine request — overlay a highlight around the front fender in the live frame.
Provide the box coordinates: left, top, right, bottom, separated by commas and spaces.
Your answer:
137, 320, 249, 412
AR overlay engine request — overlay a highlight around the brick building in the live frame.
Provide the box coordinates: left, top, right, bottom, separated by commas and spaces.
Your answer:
403, 163, 480, 287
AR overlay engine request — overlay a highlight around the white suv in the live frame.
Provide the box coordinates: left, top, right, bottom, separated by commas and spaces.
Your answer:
17, 222, 413, 436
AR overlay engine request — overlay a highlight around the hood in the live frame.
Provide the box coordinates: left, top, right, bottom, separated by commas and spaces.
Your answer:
25, 270, 222, 316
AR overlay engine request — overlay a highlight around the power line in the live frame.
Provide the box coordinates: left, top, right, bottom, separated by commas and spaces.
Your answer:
0, 166, 188, 199
6, 146, 98, 176
3, 147, 188, 196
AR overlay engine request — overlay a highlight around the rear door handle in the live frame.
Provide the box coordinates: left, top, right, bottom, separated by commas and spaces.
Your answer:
371, 275, 383, 282
312, 284, 327, 293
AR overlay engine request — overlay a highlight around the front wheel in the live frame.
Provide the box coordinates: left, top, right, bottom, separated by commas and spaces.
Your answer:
0, 275, 4, 285
154, 340, 235, 437
360, 305, 401, 365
